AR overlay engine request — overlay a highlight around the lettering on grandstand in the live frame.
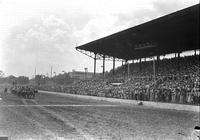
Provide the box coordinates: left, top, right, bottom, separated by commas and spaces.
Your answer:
134, 43, 156, 50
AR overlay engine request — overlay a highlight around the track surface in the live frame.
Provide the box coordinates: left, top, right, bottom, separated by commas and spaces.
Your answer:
0, 91, 199, 140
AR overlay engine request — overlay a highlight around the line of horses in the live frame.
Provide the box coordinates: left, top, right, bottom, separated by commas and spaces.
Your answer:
10, 86, 38, 99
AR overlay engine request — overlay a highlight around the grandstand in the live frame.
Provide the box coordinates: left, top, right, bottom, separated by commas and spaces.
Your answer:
41, 4, 200, 105
74, 4, 200, 105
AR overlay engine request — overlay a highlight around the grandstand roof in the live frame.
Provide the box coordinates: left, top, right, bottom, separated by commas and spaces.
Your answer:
76, 4, 199, 60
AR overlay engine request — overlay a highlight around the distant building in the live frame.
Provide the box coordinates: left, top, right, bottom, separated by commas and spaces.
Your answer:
68, 70, 99, 80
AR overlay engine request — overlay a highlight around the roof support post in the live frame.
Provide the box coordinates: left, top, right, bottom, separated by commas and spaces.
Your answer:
102, 55, 105, 77
177, 52, 180, 71
127, 61, 130, 80
153, 57, 156, 82
157, 56, 160, 61
177, 40, 181, 71
194, 49, 197, 56
132, 60, 134, 77
139, 58, 142, 71
156, 56, 160, 75
94, 54, 97, 76
113, 57, 115, 75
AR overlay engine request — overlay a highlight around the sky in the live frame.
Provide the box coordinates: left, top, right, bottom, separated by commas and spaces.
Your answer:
0, 0, 198, 78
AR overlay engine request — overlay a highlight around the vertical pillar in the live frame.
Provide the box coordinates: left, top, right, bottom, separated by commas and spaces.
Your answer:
156, 56, 160, 74
103, 55, 105, 77
157, 56, 160, 61
84, 68, 88, 80
94, 54, 97, 75
113, 57, 115, 75
127, 61, 130, 79
177, 52, 180, 71
194, 49, 197, 56
178, 52, 180, 58
153, 57, 156, 82
177, 40, 181, 71
124, 60, 128, 79
139, 58, 142, 71
132, 60, 134, 78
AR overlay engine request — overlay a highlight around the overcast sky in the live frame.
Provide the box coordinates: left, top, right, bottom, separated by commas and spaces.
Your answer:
0, 0, 198, 77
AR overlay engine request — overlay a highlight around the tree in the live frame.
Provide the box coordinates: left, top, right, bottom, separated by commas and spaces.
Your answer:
17, 76, 29, 84
5, 75, 17, 85
0, 70, 4, 78
54, 73, 73, 85
35, 75, 46, 85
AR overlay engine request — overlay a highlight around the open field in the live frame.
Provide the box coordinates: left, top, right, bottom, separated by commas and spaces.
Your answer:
0, 89, 199, 140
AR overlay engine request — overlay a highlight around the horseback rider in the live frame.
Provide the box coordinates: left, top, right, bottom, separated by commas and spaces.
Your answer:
4, 87, 8, 93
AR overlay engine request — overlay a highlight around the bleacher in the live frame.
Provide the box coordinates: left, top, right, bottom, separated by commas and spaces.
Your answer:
39, 55, 199, 105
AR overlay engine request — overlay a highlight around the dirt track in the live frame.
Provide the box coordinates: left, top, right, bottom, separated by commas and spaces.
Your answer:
0, 91, 199, 140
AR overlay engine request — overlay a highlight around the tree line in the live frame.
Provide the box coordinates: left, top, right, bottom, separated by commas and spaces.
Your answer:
0, 70, 74, 86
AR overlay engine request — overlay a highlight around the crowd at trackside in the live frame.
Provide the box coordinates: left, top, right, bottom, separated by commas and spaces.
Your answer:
39, 55, 200, 105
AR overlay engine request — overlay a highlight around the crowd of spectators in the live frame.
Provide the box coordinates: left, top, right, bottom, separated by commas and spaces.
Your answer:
39, 55, 200, 105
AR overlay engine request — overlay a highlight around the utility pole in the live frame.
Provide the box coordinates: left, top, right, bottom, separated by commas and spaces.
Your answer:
50, 66, 52, 78
34, 67, 36, 86
34, 67, 36, 78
